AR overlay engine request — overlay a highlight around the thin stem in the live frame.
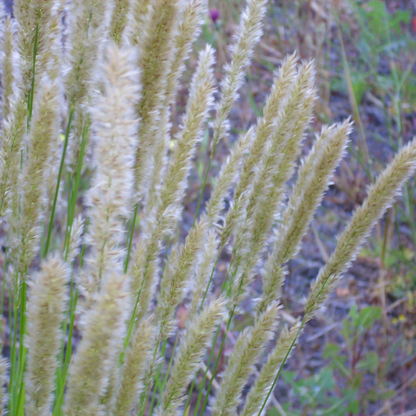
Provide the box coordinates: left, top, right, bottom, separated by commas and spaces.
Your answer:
148, 340, 169, 415
197, 308, 235, 416
191, 261, 236, 416
192, 127, 223, 227
138, 343, 160, 416
27, 23, 39, 129
157, 339, 177, 406
53, 218, 89, 416
44, 103, 75, 257
15, 279, 28, 416
64, 118, 89, 261
9, 272, 18, 414
0, 243, 7, 344
257, 323, 303, 416
124, 203, 139, 273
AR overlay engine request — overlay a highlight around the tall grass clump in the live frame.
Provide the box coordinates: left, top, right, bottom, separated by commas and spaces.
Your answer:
0, 0, 415, 415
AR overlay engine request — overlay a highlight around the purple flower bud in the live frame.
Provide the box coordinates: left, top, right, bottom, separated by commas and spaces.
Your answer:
209, 8, 220, 23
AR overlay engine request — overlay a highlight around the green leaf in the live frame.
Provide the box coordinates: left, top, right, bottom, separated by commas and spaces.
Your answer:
357, 351, 379, 373
350, 372, 364, 389
366, 0, 387, 37
351, 72, 367, 104
349, 303, 358, 320
358, 306, 382, 329
388, 10, 410, 34
380, 389, 396, 400
347, 399, 360, 414
323, 343, 340, 359
282, 371, 297, 385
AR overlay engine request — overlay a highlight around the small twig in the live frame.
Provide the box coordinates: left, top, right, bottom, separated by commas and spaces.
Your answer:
306, 322, 338, 342
385, 296, 407, 313
312, 225, 329, 263
199, 362, 220, 391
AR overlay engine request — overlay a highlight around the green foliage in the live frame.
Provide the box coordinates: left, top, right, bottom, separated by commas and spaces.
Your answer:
357, 1, 410, 40
333, 0, 416, 107
280, 305, 397, 416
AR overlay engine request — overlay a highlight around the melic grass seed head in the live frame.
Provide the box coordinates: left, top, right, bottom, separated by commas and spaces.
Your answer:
155, 297, 226, 416
25, 255, 70, 416
0, 1, 416, 415
211, 302, 280, 416
18, 79, 60, 278
64, 272, 128, 416
304, 137, 416, 323
82, 43, 140, 299
113, 316, 156, 416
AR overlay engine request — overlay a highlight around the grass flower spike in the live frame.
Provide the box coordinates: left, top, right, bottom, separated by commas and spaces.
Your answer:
257, 119, 353, 315
64, 273, 128, 416
113, 317, 156, 416
155, 297, 226, 416
0, 14, 15, 123
256, 139, 416, 416
82, 44, 140, 299
211, 303, 279, 416
133, 0, 181, 197
110, 0, 131, 44
18, 80, 59, 277
25, 256, 69, 416
305, 137, 416, 321
211, 0, 268, 148
131, 45, 215, 323
241, 321, 301, 416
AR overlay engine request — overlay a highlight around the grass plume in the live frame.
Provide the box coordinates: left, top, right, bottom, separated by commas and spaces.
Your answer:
25, 256, 69, 416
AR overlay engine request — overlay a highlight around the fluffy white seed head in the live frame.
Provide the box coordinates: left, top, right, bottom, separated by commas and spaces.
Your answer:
25, 255, 70, 416
82, 44, 140, 299
305, 137, 416, 321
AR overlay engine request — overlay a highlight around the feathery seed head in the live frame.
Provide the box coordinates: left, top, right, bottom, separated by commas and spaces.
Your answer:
158, 45, 215, 221
0, 15, 15, 123
113, 317, 156, 416
26, 255, 70, 416
18, 79, 59, 276
256, 119, 352, 315
83, 43, 140, 297
234, 53, 298, 202
211, 0, 268, 148
66, 215, 85, 264
133, 0, 181, 196
211, 302, 280, 416
205, 127, 254, 231
110, 0, 131, 44
65, 0, 112, 104
164, 0, 206, 107
305, 137, 416, 322
241, 320, 301, 416
65, 273, 128, 416
155, 297, 226, 416
13, 0, 57, 99
187, 230, 219, 318
156, 220, 208, 340
124, 0, 150, 47
0, 94, 27, 221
